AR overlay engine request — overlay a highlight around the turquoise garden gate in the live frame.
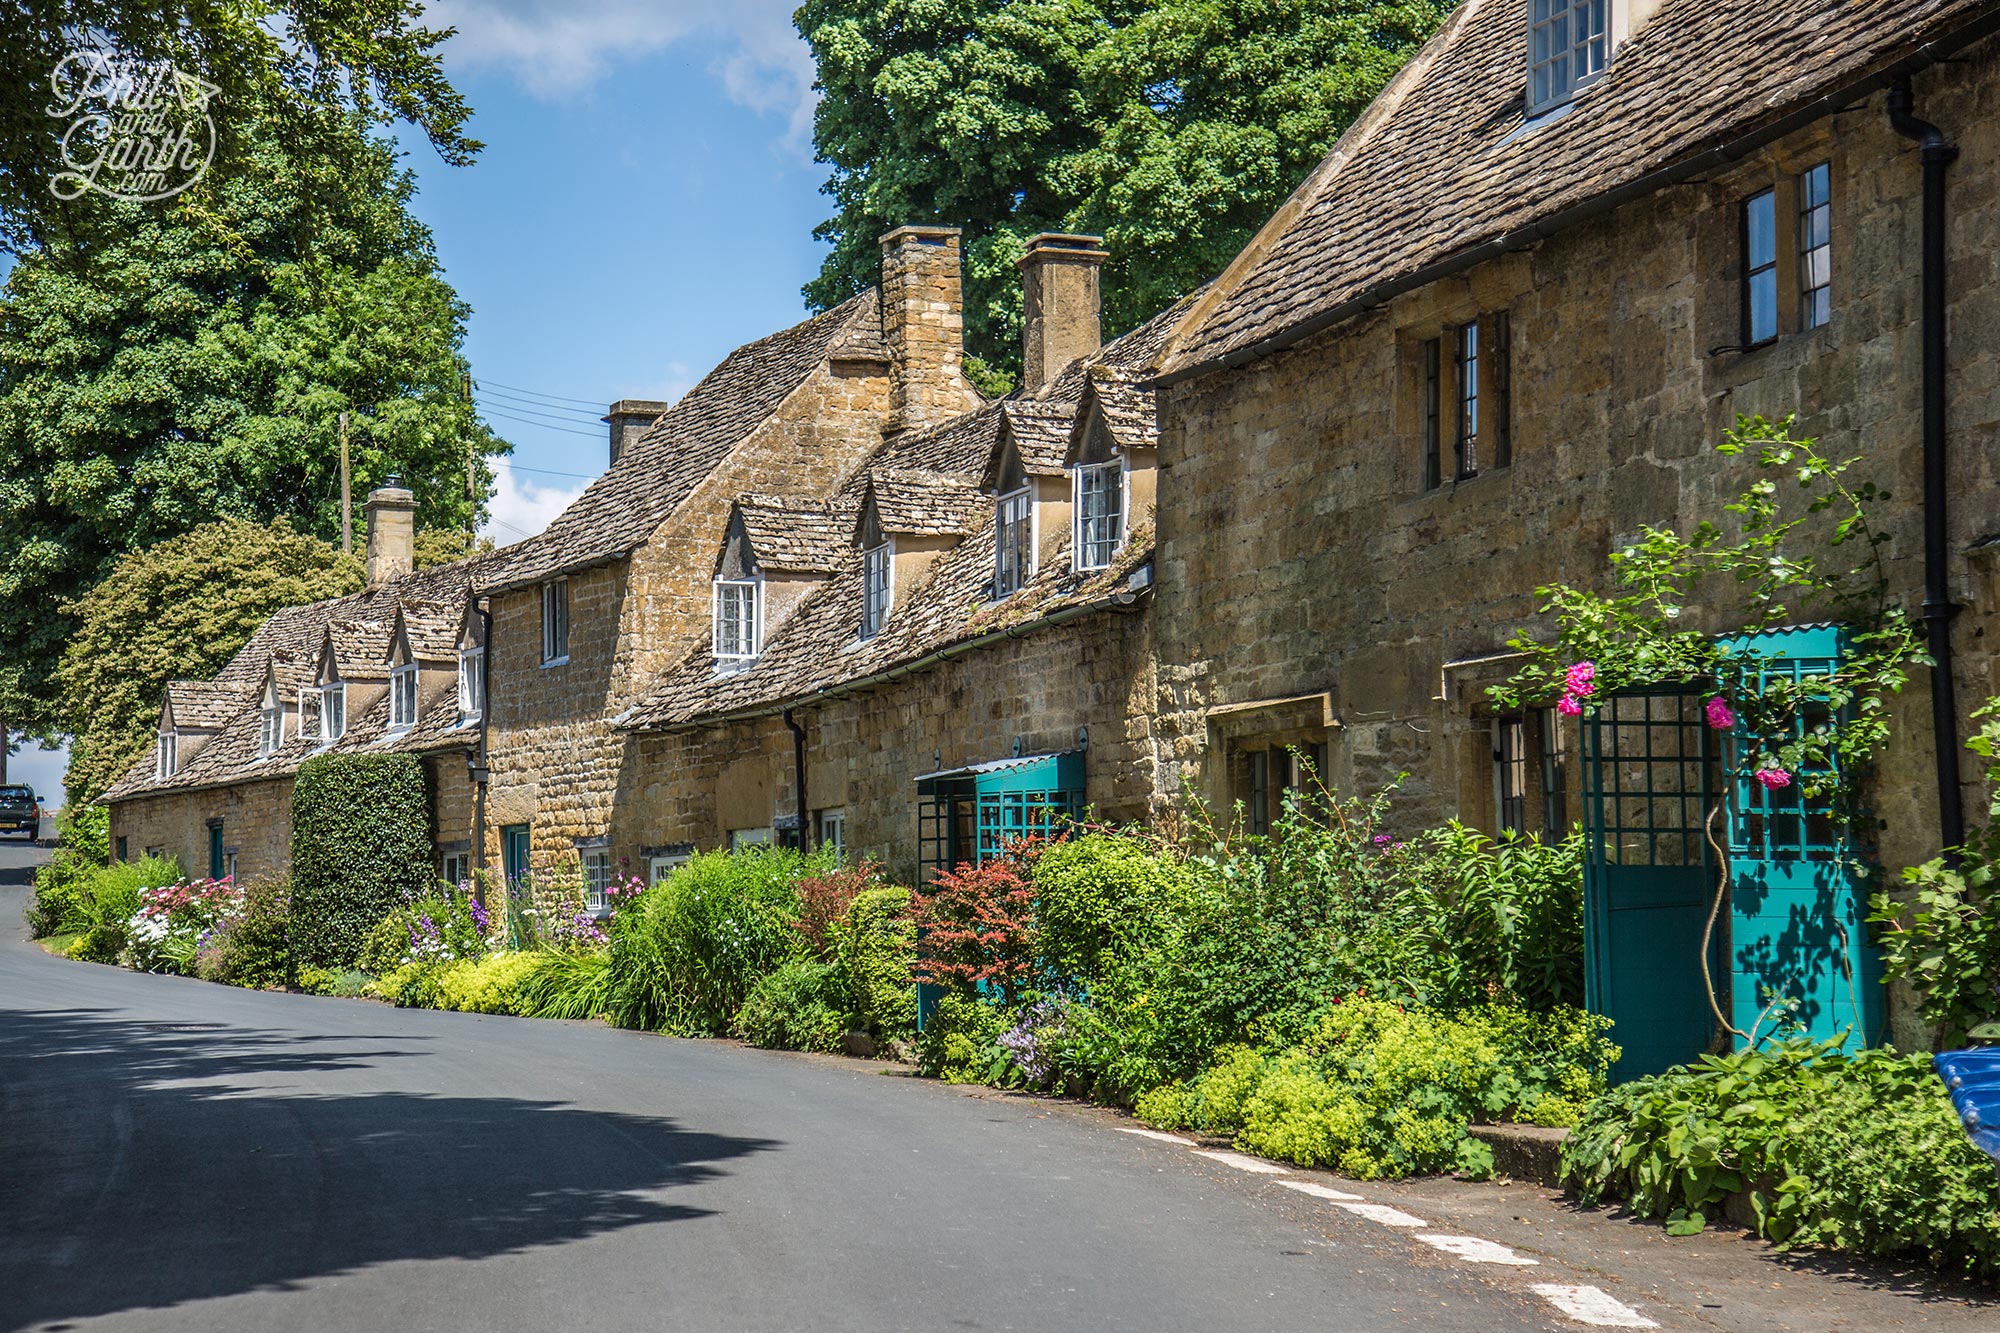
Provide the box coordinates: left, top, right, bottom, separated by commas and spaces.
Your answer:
1582, 689, 1724, 1082
1583, 626, 1883, 1080
913, 750, 1086, 1027
1716, 625, 1882, 1047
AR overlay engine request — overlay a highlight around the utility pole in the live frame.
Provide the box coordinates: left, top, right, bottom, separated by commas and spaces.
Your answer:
0, 715, 9, 786
339, 411, 352, 555
463, 372, 477, 538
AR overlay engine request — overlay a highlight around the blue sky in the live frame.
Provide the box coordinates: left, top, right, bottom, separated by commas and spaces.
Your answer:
12, 1, 837, 800
412, 0, 837, 545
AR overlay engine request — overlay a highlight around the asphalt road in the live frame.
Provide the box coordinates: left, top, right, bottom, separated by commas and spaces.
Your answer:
0, 884, 1570, 1333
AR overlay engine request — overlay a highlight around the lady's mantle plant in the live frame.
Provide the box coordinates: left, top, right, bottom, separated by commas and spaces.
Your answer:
1495, 415, 1926, 855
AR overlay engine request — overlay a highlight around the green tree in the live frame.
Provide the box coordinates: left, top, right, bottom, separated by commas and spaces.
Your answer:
0, 1, 477, 254
798, 0, 1453, 377
0, 115, 505, 739
53, 517, 362, 805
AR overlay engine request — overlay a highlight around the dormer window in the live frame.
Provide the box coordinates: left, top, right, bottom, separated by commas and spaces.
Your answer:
714, 578, 761, 663
1074, 462, 1124, 571
258, 683, 283, 758
157, 731, 177, 779
389, 660, 419, 730
320, 669, 346, 742
862, 540, 892, 640
995, 488, 1033, 597
1528, 0, 1608, 114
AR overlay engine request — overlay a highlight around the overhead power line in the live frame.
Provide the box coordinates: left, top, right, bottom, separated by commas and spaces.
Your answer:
474, 378, 609, 409
477, 385, 605, 419
475, 395, 606, 429
478, 405, 606, 440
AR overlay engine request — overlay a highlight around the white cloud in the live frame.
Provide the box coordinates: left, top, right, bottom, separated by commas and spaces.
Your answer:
481, 459, 588, 547
428, 0, 816, 138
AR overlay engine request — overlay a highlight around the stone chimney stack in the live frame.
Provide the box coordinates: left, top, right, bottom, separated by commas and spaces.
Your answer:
1018, 233, 1106, 391
879, 224, 973, 431
363, 478, 416, 590
603, 399, 671, 468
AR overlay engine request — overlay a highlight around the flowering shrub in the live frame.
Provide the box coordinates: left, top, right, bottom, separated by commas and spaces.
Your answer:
125, 876, 242, 974
998, 998, 1068, 1088
791, 861, 881, 958
912, 841, 1041, 1006
1137, 998, 1617, 1179
360, 883, 490, 974
194, 877, 295, 989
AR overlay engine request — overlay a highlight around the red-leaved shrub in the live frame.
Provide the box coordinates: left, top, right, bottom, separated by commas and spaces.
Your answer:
792, 862, 881, 958
912, 839, 1042, 1004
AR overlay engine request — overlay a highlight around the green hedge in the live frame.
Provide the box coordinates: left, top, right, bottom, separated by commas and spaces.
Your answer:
290, 753, 434, 968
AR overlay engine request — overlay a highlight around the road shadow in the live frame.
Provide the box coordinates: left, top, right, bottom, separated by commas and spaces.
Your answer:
0, 1007, 778, 1330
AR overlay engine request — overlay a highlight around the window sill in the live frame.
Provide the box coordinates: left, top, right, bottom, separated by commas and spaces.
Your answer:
1418, 464, 1513, 501
540, 656, 570, 669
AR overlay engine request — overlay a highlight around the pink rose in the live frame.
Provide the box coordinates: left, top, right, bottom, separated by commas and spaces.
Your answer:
1557, 694, 1583, 717
1705, 696, 1735, 731
1564, 661, 1597, 698
1754, 768, 1792, 790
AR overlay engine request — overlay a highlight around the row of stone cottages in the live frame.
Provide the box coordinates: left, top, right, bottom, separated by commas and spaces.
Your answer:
105, 0, 2000, 1072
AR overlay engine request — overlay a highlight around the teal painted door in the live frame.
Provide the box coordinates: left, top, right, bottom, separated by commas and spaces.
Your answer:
502, 824, 531, 892
1582, 690, 1723, 1081
208, 824, 225, 880
1719, 626, 1883, 1046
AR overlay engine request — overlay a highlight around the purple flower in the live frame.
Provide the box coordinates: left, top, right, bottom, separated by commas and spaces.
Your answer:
1372, 833, 1393, 847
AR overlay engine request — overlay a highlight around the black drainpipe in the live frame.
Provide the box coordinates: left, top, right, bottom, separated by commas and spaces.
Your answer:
471, 598, 494, 894
1888, 75, 1966, 855
784, 708, 811, 855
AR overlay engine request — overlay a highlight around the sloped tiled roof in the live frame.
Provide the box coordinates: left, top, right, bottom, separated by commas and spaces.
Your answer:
996, 401, 1074, 478
735, 495, 856, 575
165, 681, 254, 732
620, 295, 1184, 734
862, 469, 987, 539
396, 599, 464, 661
325, 619, 391, 680
476, 290, 883, 592
1160, 0, 2000, 377
101, 555, 494, 804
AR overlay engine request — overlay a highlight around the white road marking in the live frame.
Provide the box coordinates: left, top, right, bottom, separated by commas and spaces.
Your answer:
1113, 1127, 1195, 1146
1331, 1201, 1429, 1228
1530, 1284, 1659, 1328
1191, 1149, 1293, 1175
1414, 1233, 1538, 1266
1275, 1179, 1364, 1202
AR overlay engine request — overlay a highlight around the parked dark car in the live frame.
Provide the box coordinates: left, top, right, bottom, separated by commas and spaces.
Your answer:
0, 785, 39, 840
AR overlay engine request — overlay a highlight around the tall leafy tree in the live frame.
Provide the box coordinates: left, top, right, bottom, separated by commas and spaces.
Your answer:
799, 0, 1454, 380
54, 517, 362, 805
0, 114, 506, 740
0, 1, 476, 254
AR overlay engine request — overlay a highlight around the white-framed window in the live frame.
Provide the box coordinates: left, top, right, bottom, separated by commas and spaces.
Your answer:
541, 578, 570, 664
817, 809, 847, 861
583, 849, 611, 912
1527, 0, 1608, 113
441, 851, 470, 889
258, 690, 283, 758
298, 688, 319, 740
861, 541, 892, 640
458, 643, 484, 723
994, 488, 1032, 597
225, 851, 238, 881
648, 851, 691, 884
320, 681, 346, 742
156, 731, 177, 779
389, 661, 419, 730
729, 827, 772, 851
1798, 161, 1831, 331
1074, 462, 1124, 570
714, 578, 760, 662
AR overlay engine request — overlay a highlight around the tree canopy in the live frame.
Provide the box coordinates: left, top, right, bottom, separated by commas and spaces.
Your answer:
0, 113, 506, 739
0, 1, 477, 255
798, 0, 1454, 381
54, 517, 363, 805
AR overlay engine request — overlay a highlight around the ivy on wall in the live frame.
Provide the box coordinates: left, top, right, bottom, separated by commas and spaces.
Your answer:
290, 753, 435, 968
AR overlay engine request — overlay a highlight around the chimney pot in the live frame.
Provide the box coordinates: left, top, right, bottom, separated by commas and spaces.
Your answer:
362, 482, 416, 589
1019, 233, 1106, 391
879, 224, 975, 430
603, 400, 673, 468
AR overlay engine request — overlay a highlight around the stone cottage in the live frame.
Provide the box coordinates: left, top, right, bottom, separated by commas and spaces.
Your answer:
100, 483, 491, 881
1144, 0, 2000, 1067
